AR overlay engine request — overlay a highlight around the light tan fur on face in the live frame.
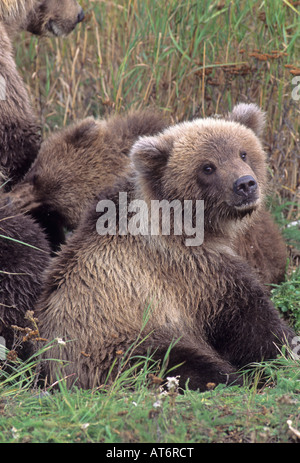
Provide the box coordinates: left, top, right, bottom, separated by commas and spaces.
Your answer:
133, 117, 267, 238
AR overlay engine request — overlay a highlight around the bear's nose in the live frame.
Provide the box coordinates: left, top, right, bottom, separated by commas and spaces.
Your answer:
233, 175, 257, 197
77, 8, 85, 23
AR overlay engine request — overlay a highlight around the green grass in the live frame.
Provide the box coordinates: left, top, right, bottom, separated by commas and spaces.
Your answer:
0, 347, 299, 443
271, 266, 300, 332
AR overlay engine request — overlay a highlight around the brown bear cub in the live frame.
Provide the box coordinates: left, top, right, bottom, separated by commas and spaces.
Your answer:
0, 0, 84, 188
35, 104, 295, 391
0, 195, 51, 360
11, 110, 169, 249
11, 105, 287, 284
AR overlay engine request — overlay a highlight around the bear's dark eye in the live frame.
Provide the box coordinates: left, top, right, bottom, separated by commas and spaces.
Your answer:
202, 164, 216, 175
240, 151, 247, 161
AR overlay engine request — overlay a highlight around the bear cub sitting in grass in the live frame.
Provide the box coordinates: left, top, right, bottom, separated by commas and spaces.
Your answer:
35, 103, 295, 391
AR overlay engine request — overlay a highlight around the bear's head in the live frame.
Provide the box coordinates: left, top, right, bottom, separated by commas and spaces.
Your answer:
130, 103, 267, 235
24, 0, 84, 37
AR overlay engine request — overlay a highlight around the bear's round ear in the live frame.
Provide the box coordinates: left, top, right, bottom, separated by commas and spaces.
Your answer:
130, 134, 173, 177
228, 103, 266, 138
64, 118, 98, 147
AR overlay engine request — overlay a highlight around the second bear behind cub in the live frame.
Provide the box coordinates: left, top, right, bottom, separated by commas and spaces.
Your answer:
11, 110, 169, 249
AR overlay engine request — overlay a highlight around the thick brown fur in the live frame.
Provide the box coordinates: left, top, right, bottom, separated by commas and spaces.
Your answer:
233, 210, 287, 285
11, 110, 169, 248
35, 104, 295, 391
0, 0, 84, 188
0, 194, 51, 359
0, 0, 82, 358
11, 105, 287, 284
0, 22, 41, 186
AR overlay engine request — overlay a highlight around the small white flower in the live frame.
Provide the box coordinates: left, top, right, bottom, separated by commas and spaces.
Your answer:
166, 376, 180, 391
11, 426, 19, 439
287, 220, 300, 228
153, 400, 162, 408
81, 423, 90, 430
56, 337, 66, 346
